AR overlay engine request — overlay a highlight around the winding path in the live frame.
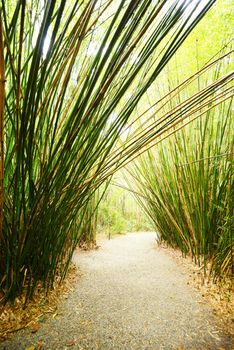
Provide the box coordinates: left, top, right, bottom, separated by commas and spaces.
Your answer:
1, 232, 233, 350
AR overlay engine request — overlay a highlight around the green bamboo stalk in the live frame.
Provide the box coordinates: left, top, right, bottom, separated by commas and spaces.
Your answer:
0, 13, 5, 242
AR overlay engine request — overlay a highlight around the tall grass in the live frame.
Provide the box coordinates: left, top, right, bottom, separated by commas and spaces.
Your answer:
129, 52, 233, 280
0, 0, 218, 302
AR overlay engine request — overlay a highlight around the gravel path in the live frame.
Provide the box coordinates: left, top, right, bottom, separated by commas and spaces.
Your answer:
1, 232, 233, 350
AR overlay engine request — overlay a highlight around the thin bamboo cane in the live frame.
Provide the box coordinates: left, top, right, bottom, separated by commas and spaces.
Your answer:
0, 14, 5, 241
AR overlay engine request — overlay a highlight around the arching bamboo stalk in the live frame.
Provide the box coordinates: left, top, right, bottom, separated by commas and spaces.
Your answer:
0, 14, 5, 241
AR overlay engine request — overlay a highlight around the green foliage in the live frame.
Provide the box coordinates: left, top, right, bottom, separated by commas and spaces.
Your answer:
97, 180, 153, 236
171, 0, 234, 81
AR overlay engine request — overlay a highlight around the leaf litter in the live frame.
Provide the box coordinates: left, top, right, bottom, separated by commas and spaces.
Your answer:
157, 243, 234, 337
0, 264, 79, 342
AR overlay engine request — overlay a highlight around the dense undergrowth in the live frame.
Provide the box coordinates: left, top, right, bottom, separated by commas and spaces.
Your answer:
97, 181, 153, 237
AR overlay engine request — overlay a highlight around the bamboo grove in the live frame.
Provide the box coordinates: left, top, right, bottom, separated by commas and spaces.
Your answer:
128, 47, 233, 281
0, 0, 233, 302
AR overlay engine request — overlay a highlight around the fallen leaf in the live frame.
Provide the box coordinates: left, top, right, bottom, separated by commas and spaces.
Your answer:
66, 339, 76, 347
37, 340, 44, 350
31, 323, 40, 333
26, 346, 35, 350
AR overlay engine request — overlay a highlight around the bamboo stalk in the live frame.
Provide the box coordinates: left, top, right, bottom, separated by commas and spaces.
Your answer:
0, 14, 5, 241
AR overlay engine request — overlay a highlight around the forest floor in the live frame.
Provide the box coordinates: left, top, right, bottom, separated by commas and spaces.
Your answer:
0, 232, 233, 350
